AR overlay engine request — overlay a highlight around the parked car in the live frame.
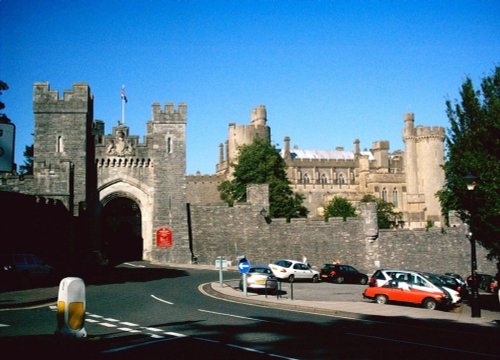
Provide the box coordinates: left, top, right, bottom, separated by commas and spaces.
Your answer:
269, 259, 320, 283
467, 273, 497, 293
0, 253, 55, 289
320, 264, 368, 284
239, 265, 277, 294
439, 274, 469, 299
363, 279, 452, 310
367, 269, 461, 305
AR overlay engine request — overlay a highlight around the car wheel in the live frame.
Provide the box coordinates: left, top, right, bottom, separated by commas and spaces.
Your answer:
312, 274, 319, 283
288, 275, 295, 283
335, 276, 344, 284
375, 294, 388, 304
423, 298, 437, 310
360, 277, 368, 285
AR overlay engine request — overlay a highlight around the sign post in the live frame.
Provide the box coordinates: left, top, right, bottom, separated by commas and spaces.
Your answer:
215, 256, 227, 286
237, 257, 251, 296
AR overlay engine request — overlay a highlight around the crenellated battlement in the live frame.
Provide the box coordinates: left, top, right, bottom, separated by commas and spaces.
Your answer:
33, 82, 93, 113
187, 173, 224, 183
151, 102, 187, 123
414, 125, 445, 138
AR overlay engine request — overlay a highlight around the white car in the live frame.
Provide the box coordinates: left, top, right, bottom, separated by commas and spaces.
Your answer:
269, 259, 320, 283
369, 269, 461, 305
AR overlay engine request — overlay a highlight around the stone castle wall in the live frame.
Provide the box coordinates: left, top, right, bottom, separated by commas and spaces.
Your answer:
188, 199, 496, 277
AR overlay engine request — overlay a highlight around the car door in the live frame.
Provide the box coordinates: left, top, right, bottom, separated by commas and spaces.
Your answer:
344, 266, 357, 283
293, 263, 307, 279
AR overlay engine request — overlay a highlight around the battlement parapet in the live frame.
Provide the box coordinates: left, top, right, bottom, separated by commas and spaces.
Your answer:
152, 102, 187, 123
33, 82, 92, 113
186, 174, 224, 182
414, 125, 445, 138
372, 140, 390, 150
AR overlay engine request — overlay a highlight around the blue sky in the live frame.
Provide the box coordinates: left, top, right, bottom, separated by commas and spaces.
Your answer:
1, 0, 499, 175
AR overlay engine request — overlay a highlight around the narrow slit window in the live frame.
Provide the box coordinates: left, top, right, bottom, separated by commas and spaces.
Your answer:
57, 136, 64, 153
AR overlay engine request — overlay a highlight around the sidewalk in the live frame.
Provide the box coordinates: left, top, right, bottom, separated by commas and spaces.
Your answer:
203, 279, 500, 328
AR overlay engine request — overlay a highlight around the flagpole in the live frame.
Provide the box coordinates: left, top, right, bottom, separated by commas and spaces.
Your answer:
121, 85, 125, 125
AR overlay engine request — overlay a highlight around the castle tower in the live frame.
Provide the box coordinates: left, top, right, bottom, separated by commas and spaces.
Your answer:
147, 102, 190, 263
33, 82, 95, 216
222, 105, 271, 177
371, 141, 389, 170
283, 136, 291, 159
403, 112, 445, 227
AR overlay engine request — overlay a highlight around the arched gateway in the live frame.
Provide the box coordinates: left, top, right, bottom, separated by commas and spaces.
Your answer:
29, 82, 192, 265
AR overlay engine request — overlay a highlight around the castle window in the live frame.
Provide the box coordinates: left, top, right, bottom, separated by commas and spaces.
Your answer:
337, 173, 345, 184
392, 188, 398, 207
320, 174, 327, 184
57, 136, 64, 153
167, 137, 172, 154
303, 174, 310, 184
382, 188, 387, 202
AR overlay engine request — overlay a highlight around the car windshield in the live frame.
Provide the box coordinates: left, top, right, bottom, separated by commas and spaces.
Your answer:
421, 273, 445, 286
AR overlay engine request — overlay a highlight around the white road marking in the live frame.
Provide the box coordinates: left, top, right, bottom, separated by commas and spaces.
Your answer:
164, 331, 187, 337
118, 327, 141, 333
0, 324, 10, 328
151, 294, 174, 305
87, 313, 103, 318
198, 308, 273, 322
227, 344, 265, 353
142, 327, 163, 332
102, 317, 119, 322
99, 322, 118, 328
120, 321, 139, 327
147, 333, 164, 338
123, 262, 146, 268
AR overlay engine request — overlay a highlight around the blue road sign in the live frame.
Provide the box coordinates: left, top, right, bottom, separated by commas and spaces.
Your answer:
238, 259, 251, 274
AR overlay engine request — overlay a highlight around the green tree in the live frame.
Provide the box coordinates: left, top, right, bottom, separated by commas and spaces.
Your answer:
19, 144, 34, 175
360, 194, 402, 229
0, 81, 11, 124
438, 66, 500, 260
324, 196, 357, 221
217, 137, 308, 220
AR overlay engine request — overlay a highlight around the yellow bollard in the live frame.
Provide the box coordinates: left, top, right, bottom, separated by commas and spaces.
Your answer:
55, 277, 87, 338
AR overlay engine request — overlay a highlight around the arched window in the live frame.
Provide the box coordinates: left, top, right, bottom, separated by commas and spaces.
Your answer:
303, 173, 310, 184
392, 188, 398, 207
382, 188, 388, 202
57, 136, 64, 153
320, 174, 327, 184
337, 173, 345, 184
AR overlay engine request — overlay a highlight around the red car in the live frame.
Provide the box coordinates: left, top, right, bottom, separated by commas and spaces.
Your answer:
363, 280, 452, 310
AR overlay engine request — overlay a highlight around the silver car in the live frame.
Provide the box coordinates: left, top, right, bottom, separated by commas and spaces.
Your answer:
269, 259, 320, 283
239, 265, 278, 293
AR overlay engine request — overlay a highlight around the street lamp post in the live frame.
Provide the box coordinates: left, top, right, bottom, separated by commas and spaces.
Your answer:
464, 172, 481, 318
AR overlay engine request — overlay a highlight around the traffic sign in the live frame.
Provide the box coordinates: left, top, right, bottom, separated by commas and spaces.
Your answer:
238, 259, 251, 274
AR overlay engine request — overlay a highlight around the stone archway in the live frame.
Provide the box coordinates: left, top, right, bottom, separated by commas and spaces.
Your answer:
102, 196, 142, 265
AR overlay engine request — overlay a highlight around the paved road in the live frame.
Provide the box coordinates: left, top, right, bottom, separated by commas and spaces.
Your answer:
0, 262, 499, 359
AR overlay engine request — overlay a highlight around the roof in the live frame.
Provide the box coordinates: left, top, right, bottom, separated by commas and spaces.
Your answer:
282, 149, 375, 161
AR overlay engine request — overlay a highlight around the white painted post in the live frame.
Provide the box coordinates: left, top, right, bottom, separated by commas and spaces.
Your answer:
55, 277, 87, 338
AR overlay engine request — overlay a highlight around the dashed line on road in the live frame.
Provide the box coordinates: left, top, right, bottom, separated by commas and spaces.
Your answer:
198, 308, 274, 322
150, 294, 174, 305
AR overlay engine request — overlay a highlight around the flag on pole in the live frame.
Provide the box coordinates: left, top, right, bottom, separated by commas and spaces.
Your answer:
121, 85, 128, 103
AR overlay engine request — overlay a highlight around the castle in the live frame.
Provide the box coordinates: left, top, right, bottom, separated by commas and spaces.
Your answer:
0, 82, 452, 268
203, 104, 445, 229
